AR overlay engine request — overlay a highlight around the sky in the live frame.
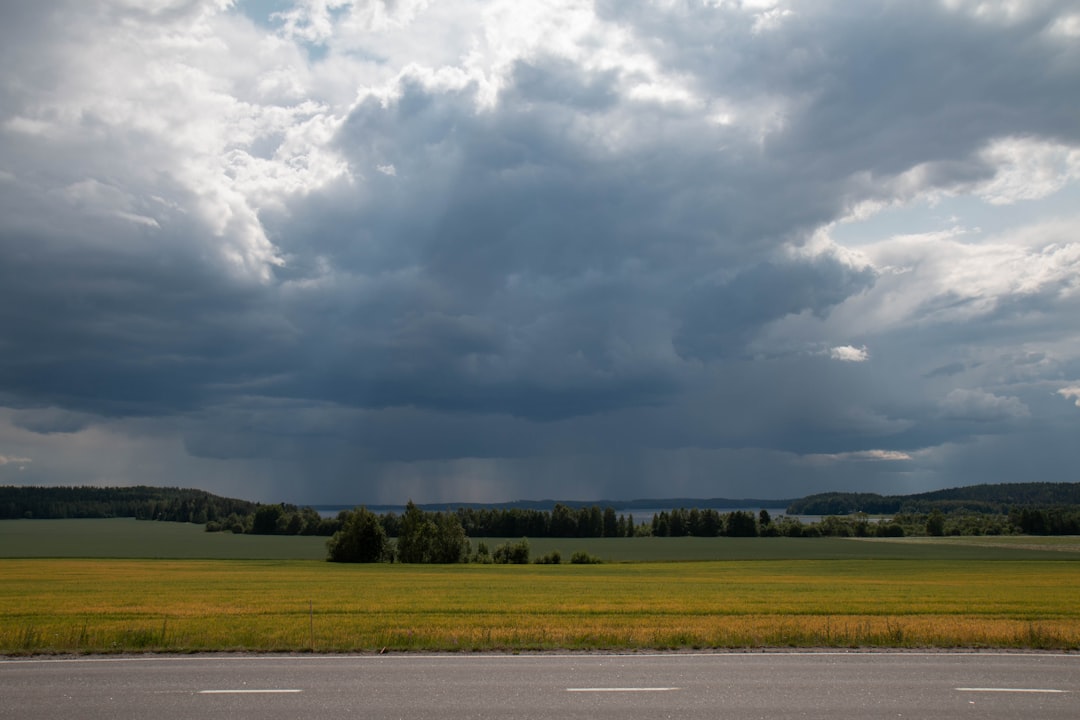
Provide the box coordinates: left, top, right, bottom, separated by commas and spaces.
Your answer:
1, 0, 1079, 505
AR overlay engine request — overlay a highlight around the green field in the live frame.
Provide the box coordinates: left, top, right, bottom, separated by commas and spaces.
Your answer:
6, 518, 1080, 561
0, 518, 328, 560
3, 519, 1080, 654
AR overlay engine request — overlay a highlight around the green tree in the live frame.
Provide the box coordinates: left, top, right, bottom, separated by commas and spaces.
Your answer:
251, 504, 284, 534
550, 503, 576, 537
393, 502, 470, 563
816, 515, 852, 537
669, 508, 686, 536
699, 509, 721, 537
653, 511, 670, 536
429, 512, 470, 563
327, 507, 389, 563
602, 507, 618, 537
396, 501, 435, 563
298, 507, 323, 535
284, 512, 304, 535
724, 510, 758, 537
926, 509, 946, 537
583, 506, 603, 537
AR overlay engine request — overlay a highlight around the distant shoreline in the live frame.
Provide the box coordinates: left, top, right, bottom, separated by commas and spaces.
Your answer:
310, 498, 796, 516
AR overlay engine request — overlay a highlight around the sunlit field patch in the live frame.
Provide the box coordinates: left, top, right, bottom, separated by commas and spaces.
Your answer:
2, 558, 1079, 653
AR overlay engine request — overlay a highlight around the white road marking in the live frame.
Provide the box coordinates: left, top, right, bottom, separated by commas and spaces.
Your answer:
6, 651, 1080, 665
198, 689, 303, 694
567, 687, 680, 693
956, 688, 1068, 694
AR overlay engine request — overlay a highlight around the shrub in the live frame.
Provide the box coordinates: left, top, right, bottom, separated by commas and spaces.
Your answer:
493, 538, 530, 564
569, 550, 602, 564
876, 522, 905, 537
472, 541, 492, 564
534, 550, 562, 565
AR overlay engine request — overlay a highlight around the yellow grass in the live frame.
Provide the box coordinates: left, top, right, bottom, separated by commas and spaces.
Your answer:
2, 558, 1079, 653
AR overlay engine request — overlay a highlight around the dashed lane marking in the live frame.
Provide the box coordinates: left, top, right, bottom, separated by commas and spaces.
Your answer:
956, 688, 1067, 694
567, 687, 680, 693
199, 689, 303, 694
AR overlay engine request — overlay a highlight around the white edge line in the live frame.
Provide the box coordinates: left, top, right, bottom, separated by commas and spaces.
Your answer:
567, 687, 680, 693
956, 688, 1068, 694
199, 689, 302, 694
5, 651, 1080, 665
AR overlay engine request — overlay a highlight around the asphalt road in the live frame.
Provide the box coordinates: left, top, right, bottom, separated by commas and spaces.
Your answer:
1, 652, 1077, 720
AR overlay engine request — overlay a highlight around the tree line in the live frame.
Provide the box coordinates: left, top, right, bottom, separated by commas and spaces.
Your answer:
8, 483, 1080, 545
323, 505, 1080, 563
787, 482, 1080, 515
327, 503, 609, 564
0, 485, 256, 523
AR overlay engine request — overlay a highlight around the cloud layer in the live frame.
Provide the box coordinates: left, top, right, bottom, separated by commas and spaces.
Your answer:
1, 0, 1079, 503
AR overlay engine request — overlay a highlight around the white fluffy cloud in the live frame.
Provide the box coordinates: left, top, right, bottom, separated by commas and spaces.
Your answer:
1059, 387, 1080, 408
830, 346, 870, 363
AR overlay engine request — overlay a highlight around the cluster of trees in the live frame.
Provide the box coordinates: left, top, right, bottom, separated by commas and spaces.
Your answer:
327, 506, 609, 564
474, 538, 531, 564
1010, 507, 1080, 535
195, 502, 1080, 542
201, 502, 1023, 541
649, 508, 761, 537
644, 510, 907, 539
228, 502, 648, 540
328, 503, 470, 563
206, 503, 341, 536
0, 485, 256, 523
456, 504, 642, 538
636, 509, 1021, 539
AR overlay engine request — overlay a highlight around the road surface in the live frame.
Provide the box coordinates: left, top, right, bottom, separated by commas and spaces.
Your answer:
2, 651, 1077, 719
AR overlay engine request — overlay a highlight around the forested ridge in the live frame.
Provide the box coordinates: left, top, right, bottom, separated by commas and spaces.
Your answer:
786, 482, 1080, 515
0, 485, 256, 523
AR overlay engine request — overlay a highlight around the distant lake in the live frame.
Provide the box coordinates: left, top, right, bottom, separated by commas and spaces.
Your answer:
314, 505, 797, 523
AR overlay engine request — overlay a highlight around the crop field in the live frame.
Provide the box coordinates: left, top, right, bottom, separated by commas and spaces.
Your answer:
3, 556, 1080, 654
3, 519, 1080, 654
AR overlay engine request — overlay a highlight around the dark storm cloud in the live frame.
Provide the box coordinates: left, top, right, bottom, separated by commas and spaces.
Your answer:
0, 207, 287, 418
675, 255, 877, 360
2, 0, 1079, 502
10, 408, 95, 435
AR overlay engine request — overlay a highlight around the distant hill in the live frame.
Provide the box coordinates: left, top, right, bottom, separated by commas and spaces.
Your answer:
785, 482, 1080, 515
0, 485, 257, 522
